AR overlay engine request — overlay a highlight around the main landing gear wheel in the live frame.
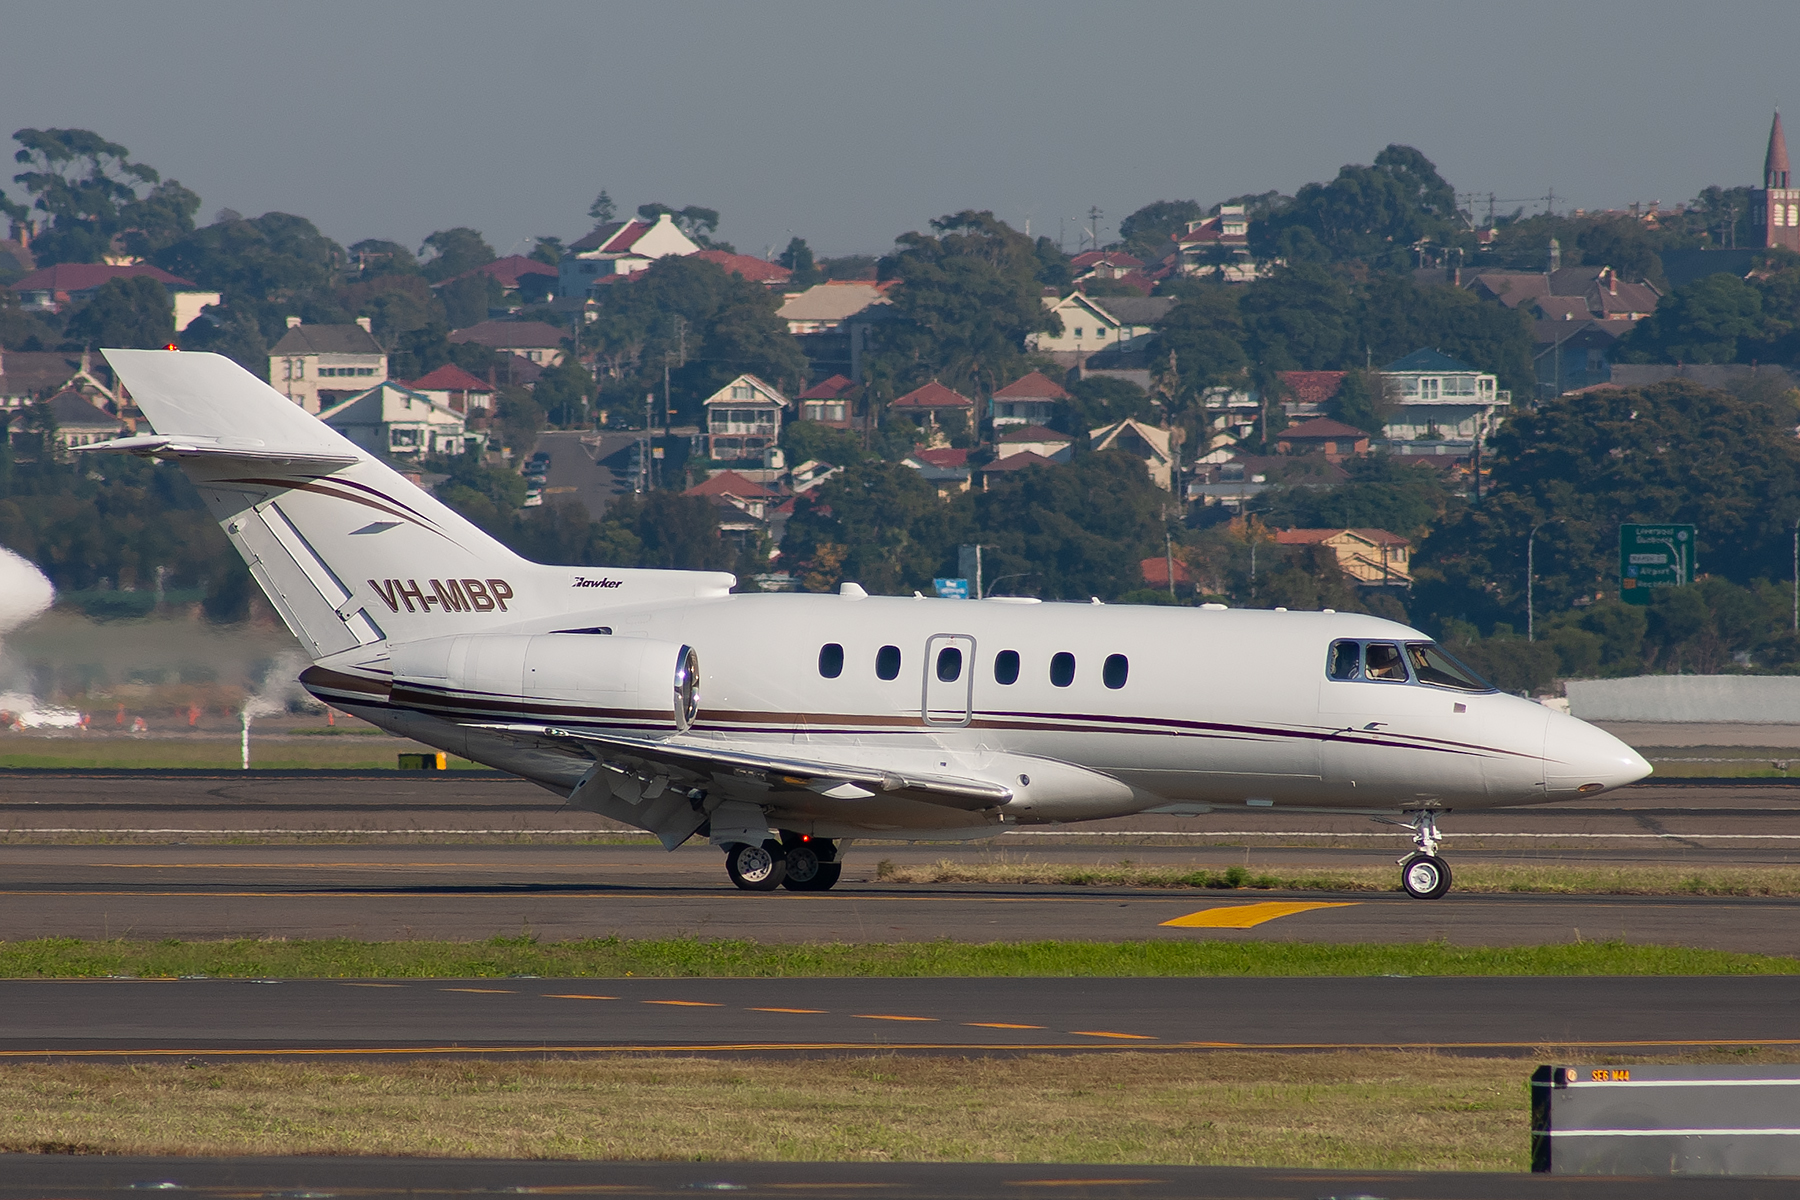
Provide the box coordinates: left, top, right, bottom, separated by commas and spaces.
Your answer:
781, 842, 842, 892
724, 841, 786, 891
1400, 853, 1452, 900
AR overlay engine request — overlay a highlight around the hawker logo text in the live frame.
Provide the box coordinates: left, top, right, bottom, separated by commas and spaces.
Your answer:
573, 576, 624, 589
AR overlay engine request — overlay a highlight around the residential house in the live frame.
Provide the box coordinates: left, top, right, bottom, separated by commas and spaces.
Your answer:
41, 388, 127, 449
777, 281, 894, 383
693, 249, 791, 287
1467, 266, 1659, 322
1173, 206, 1254, 282
1276, 370, 1346, 419
795, 374, 856, 429
407, 363, 496, 420
9, 262, 220, 330
1139, 555, 1193, 591
1090, 417, 1175, 490
1571, 363, 1799, 393
1533, 319, 1636, 395
0, 349, 120, 413
788, 459, 842, 493
1378, 348, 1508, 446
990, 371, 1069, 428
268, 317, 387, 414
979, 450, 1060, 489
703, 373, 788, 462
1275, 417, 1369, 460
1185, 454, 1347, 511
1069, 250, 1151, 293
319, 381, 482, 459
0, 236, 34, 277
559, 213, 701, 297
448, 319, 567, 367
902, 446, 971, 497
431, 255, 559, 306
890, 381, 976, 440
683, 470, 780, 553
1273, 528, 1412, 588
1030, 293, 1173, 362
995, 424, 1073, 463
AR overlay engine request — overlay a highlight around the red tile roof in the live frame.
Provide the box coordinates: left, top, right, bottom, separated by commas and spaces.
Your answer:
798, 374, 855, 400
433, 254, 557, 290
693, 249, 791, 284
1279, 417, 1368, 440
1274, 528, 1409, 547
1140, 556, 1193, 587
408, 364, 495, 392
10, 262, 195, 292
683, 470, 777, 499
1276, 371, 1346, 406
911, 447, 969, 468
980, 450, 1059, 472
891, 381, 975, 410
992, 371, 1071, 401
997, 424, 1071, 444
569, 219, 655, 254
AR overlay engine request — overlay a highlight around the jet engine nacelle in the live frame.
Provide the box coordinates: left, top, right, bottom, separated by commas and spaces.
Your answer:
390, 632, 699, 730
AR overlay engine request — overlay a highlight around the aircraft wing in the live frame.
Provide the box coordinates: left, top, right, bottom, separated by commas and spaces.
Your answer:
479, 722, 1014, 812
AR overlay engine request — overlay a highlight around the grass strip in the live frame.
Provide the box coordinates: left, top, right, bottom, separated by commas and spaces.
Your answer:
6, 1049, 1798, 1167
1, 936, 1795, 979
877, 858, 1800, 897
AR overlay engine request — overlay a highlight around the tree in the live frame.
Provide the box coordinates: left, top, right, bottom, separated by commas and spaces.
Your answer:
637, 203, 728, 250
154, 212, 345, 341
779, 236, 822, 287
1354, 275, 1534, 397
781, 461, 964, 594
1117, 200, 1202, 261
1256, 455, 1453, 539
1251, 145, 1464, 271
177, 303, 268, 373
64, 276, 174, 348
347, 239, 419, 278
419, 228, 495, 284
534, 359, 595, 427
1327, 369, 1392, 433
1057, 376, 1157, 434
1155, 282, 1247, 402
588, 190, 616, 222
530, 236, 565, 267
437, 271, 502, 329
10, 127, 198, 264
1615, 273, 1768, 364
969, 452, 1168, 600
1238, 263, 1353, 370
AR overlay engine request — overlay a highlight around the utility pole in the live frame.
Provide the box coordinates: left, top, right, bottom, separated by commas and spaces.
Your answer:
1087, 205, 1103, 252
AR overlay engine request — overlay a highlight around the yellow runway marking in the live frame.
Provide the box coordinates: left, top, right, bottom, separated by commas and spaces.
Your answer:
1161, 901, 1358, 928
544, 994, 618, 1000
752, 1007, 827, 1014
644, 1000, 721, 1007
966, 1022, 1043, 1029
1071, 1031, 1157, 1040
440, 987, 514, 994
855, 1014, 937, 1022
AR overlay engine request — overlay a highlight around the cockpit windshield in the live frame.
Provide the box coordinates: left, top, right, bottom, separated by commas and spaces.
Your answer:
1405, 642, 1493, 692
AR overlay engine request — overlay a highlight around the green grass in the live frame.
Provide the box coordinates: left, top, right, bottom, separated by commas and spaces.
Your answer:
3, 935, 1795, 979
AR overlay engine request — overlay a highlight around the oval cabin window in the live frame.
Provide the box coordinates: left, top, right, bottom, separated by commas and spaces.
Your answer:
1102, 654, 1128, 689
994, 650, 1020, 685
1049, 652, 1076, 688
936, 646, 963, 682
818, 643, 844, 678
875, 645, 902, 681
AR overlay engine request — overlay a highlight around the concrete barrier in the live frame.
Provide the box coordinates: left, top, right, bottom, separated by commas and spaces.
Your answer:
1533, 1064, 1800, 1175
1564, 675, 1800, 724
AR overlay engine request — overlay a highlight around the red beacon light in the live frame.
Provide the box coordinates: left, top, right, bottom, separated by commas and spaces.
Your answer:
163, 343, 179, 351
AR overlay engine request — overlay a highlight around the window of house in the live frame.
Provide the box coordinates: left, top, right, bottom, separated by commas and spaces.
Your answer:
731, 384, 753, 400
1419, 378, 1440, 400
875, 644, 901, 680
936, 646, 963, 682
994, 650, 1020, 685
1049, 652, 1076, 688
818, 643, 844, 678
1073, 327, 1084, 339
1102, 654, 1128, 689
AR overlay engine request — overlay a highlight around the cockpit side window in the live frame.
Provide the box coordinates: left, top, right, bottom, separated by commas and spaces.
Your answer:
1407, 642, 1493, 692
1327, 640, 1361, 680
1364, 642, 1408, 681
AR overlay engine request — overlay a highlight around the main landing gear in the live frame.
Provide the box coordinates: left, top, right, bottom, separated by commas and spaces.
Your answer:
1382, 809, 1453, 900
722, 834, 842, 892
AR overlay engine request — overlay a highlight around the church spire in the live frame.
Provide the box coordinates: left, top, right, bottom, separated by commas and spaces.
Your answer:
1766, 110, 1791, 189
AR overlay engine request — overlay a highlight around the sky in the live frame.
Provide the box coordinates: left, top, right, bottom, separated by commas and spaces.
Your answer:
3, 1, 1798, 261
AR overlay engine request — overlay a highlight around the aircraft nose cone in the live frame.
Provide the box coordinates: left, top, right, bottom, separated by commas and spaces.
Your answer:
1543, 712, 1652, 797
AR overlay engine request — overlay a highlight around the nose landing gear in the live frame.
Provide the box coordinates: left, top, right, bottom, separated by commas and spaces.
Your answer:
1379, 809, 1453, 899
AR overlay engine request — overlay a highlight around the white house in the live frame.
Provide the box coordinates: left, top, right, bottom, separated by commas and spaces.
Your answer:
1030, 294, 1173, 357
319, 382, 483, 459
989, 371, 1069, 428
268, 317, 387, 414
559, 213, 701, 298
1091, 418, 1176, 491
1379, 348, 1509, 445
703, 373, 789, 462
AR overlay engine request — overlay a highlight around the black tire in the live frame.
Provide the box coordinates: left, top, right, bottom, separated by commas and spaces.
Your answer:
724, 841, 785, 891
782, 850, 843, 892
1400, 853, 1452, 900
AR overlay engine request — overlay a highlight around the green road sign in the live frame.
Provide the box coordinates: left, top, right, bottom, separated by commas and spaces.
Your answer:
1619, 523, 1695, 605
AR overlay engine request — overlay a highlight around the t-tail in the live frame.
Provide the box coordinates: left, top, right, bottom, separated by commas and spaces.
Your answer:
95, 349, 732, 661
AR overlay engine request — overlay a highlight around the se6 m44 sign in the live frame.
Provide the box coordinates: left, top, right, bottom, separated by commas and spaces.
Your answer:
1619, 524, 1695, 605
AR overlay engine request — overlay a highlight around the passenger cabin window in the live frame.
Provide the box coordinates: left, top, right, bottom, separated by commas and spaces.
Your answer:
875, 645, 901, 680
818, 643, 844, 679
994, 650, 1020, 685
1328, 640, 1361, 680
1364, 642, 1408, 681
936, 646, 963, 682
1102, 654, 1128, 689
1050, 652, 1076, 688
1406, 642, 1491, 692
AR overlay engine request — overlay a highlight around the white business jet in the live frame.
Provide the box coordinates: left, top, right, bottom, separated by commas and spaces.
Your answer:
89, 349, 1650, 897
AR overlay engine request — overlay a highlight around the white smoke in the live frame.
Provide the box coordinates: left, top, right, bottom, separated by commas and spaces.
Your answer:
0, 546, 71, 727
245, 650, 317, 717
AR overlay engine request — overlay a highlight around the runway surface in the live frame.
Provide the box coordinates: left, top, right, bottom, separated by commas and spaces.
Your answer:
2, 1157, 1777, 1200
4, 975, 1798, 1057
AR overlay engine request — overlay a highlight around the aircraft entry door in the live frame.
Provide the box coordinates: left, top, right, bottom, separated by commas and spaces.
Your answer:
922, 634, 977, 726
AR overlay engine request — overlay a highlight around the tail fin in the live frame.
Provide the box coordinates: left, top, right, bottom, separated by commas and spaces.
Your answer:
101, 350, 732, 660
